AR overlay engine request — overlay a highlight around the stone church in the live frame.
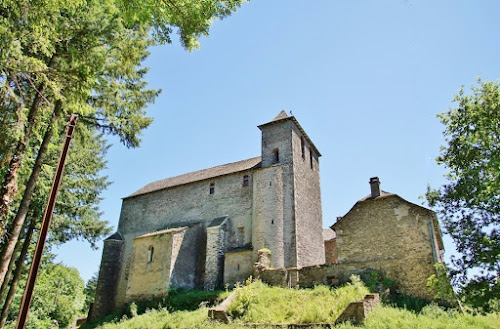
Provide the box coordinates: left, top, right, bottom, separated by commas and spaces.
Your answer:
91, 111, 445, 320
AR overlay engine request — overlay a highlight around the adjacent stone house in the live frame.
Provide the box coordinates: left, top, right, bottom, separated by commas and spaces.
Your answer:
91, 111, 325, 320
327, 177, 444, 299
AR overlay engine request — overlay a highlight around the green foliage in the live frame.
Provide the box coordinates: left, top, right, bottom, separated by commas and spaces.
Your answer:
118, 0, 246, 49
84, 274, 99, 312
353, 304, 499, 329
3, 263, 85, 328
120, 289, 226, 318
257, 248, 271, 254
385, 294, 433, 314
362, 270, 396, 295
459, 276, 500, 314
426, 79, 500, 308
166, 288, 226, 311
426, 263, 457, 305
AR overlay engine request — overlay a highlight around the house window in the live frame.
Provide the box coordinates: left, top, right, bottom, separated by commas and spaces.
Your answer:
209, 182, 215, 194
147, 245, 154, 263
310, 150, 314, 170
273, 148, 279, 163
301, 136, 305, 159
243, 175, 249, 187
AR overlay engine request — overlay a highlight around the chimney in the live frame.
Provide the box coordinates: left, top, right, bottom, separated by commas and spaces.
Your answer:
369, 177, 381, 198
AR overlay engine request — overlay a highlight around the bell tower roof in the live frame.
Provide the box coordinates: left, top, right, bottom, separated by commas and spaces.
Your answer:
272, 110, 289, 121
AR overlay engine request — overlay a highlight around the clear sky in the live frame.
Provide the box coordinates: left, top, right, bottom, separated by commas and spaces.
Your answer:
55, 0, 500, 282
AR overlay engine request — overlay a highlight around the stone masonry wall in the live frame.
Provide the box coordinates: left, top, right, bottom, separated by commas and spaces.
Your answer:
170, 223, 205, 288
291, 126, 324, 267
223, 250, 253, 287
325, 240, 338, 264
126, 229, 181, 301
90, 238, 124, 321
333, 195, 440, 299
258, 261, 430, 297
204, 223, 226, 290
252, 166, 285, 269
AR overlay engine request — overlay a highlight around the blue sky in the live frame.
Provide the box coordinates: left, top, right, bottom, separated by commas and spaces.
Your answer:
55, 0, 500, 282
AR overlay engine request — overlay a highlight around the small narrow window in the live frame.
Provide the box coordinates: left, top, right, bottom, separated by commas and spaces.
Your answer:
147, 245, 154, 263
237, 264, 240, 271
243, 175, 249, 187
273, 148, 279, 163
301, 136, 305, 159
238, 227, 245, 245
310, 150, 314, 170
209, 182, 215, 194
271, 220, 274, 225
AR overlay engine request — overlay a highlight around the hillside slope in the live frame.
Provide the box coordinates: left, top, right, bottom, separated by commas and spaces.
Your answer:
83, 280, 499, 329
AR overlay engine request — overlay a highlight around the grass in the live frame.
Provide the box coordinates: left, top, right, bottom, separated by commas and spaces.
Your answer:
227, 276, 369, 324
83, 279, 500, 329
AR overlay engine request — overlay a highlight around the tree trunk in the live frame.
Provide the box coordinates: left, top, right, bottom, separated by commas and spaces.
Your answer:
0, 220, 29, 302
0, 220, 35, 328
0, 54, 56, 238
0, 101, 63, 287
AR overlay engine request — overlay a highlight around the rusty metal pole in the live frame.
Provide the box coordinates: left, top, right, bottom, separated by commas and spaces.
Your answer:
15, 114, 78, 329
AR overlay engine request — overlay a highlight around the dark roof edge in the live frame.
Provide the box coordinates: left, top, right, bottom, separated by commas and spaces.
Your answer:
105, 231, 123, 241
258, 116, 321, 157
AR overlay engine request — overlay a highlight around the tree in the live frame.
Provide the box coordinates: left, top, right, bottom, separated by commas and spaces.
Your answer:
0, 0, 246, 245
83, 274, 98, 313
0, 0, 246, 289
28, 263, 85, 328
426, 79, 500, 310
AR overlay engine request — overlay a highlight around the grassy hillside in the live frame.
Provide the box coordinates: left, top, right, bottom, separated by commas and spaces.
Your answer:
83, 279, 499, 329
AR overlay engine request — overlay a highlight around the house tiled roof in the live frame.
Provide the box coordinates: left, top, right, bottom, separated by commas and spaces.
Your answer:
358, 190, 395, 201
126, 156, 262, 199
322, 228, 336, 241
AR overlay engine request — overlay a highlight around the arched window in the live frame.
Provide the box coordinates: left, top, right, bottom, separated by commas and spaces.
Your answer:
147, 245, 154, 263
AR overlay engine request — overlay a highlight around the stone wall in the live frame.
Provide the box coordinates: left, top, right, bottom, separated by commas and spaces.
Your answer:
333, 195, 442, 299
126, 228, 184, 301
257, 258, 438, 299
204, 219, 227, 290
252, 166, 285, 269
170, 223, 206, 288
291, 126, 324, 267
223, 249, 253, 287
90, 235, 124, 321
324, 240, 338, 264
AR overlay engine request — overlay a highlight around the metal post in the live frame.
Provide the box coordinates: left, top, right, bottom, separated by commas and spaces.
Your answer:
16, 114, 78, 329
